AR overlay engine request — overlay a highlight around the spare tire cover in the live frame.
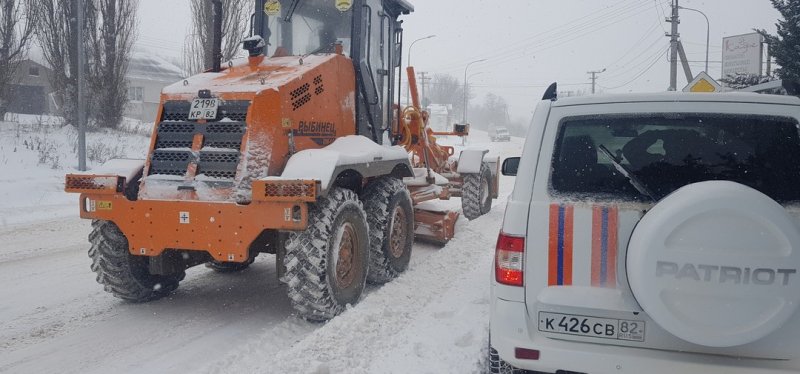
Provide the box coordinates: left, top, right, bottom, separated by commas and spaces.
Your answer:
627, 181, 800, 347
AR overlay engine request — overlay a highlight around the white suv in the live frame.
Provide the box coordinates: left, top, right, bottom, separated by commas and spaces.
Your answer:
489, 91, 800, 374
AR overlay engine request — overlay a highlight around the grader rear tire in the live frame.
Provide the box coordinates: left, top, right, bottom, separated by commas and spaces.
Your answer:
362, 177, 414, 284
282, 188, 370, 322
89, 220, 184, 302
462, 162, 493, 220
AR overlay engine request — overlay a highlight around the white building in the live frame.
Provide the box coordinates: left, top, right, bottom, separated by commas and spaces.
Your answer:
427, 104, 451, 133
125, 52, 185, 123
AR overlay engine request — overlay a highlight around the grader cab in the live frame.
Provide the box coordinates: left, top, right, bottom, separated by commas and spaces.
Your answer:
65, 0, 498, 321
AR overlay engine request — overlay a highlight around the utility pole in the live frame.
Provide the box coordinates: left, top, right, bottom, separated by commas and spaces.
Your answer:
667, 0, 680, 91
203, 0, 215, 71
76, 0, 86, 171
587, 69, 606, 94
418, 71, 431, 108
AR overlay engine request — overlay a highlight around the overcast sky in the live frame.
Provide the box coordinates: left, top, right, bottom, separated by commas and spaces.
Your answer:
138, 0, 781, 120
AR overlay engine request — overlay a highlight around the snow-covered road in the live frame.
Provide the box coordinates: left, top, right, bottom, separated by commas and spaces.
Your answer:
0, 132, 523, 373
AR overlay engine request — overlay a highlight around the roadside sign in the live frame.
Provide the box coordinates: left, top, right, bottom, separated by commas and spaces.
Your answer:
683, 72, 722, 93
722, 33, 764, 78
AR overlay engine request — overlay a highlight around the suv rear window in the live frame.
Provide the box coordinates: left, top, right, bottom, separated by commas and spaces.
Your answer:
551, 114, 800, 202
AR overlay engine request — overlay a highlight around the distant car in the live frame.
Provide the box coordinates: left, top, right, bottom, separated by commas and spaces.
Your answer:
490, 127, 511, 142
490, 92, 800, 373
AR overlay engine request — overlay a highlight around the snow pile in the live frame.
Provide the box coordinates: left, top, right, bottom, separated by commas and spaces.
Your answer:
322, 135, 409, 163
0, 114, 151, 226
163, 54, 334, 95
403, 167, 450, 187
205, 204, 503, 374
128, 51, 185, 82
276, 135, 409, 189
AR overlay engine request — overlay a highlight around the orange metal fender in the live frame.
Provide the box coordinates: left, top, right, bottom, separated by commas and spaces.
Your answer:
78, 193, 308, 263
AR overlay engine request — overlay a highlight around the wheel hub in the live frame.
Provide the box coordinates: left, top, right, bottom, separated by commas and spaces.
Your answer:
389, 206, 408, 258
336, 223, 359, 288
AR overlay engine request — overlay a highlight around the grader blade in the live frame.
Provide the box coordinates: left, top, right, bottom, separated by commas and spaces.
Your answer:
413, 208, 459, 246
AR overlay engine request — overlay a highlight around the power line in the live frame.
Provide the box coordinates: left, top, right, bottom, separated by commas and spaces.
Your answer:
604, 36, 669, 79
428, 0, 666, 72
602, 46, 669, 90
604, 21, 661, 70
479, 1, 666, 71
605, 43, 671, 83
653, 0, 670, 33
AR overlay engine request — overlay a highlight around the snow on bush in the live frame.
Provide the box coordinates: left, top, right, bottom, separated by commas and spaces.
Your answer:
0, 113, 152, 226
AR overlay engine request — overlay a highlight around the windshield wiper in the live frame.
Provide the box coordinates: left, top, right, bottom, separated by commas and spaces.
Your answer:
598, 144, 657, 202
283, 0, 300, 22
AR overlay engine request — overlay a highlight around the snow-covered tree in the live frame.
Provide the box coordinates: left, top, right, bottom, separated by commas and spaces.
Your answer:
0, 0, 37, 118
468, 93, 509, 131
759, 0, 800, 82
427, 74, 467, 118
184, 0, 250, 75
720, 72, 778, 91
86, 0, 138, 129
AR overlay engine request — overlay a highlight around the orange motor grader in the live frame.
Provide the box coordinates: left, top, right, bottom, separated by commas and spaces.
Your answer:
65, 0, 497, 321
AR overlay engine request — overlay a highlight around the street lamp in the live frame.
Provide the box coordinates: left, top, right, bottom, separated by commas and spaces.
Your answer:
463, 59, 487, 123
468, 71, 484, 81
407, 34, 436, 105
679, 6, 710, 73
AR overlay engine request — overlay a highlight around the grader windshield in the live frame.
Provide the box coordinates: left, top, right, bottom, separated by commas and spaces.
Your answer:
264, 0, 354, 56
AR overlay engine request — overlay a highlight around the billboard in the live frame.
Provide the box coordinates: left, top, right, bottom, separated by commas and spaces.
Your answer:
722, 33, 764, 78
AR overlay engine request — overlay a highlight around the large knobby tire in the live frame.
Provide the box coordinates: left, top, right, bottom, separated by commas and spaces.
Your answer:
362, 177, 414, 284
206, 257, 255, 273
462, 162, 493, 220
89, 220, 184, 302
282, 188, 370, 322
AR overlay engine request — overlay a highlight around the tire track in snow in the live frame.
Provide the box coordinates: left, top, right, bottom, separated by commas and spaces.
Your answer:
208, 201, 505, 374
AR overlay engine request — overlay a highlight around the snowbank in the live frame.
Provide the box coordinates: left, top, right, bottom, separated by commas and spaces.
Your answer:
0, 115, 151, 226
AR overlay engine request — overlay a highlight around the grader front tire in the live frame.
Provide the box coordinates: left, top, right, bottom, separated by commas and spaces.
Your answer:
282, 188, 370, 322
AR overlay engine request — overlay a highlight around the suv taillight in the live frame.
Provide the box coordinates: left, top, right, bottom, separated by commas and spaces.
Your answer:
495, 231, 525, 286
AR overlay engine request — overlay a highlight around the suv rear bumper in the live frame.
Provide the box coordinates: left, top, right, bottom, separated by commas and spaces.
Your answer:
76, 192, 308, 263
490, 298, 799, 374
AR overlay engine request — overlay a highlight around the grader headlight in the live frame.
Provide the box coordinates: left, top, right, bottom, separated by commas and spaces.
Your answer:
253, 179, 319, 203
65, 174, 124, 194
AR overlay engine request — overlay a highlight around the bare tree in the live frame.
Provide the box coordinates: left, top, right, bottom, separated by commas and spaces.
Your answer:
0, 0, 37, 118
34, 0, 88, 127
184, 0, 249, 75
470, 93, 509, 131
428, 74, 468, 117
86, 0, 138, 129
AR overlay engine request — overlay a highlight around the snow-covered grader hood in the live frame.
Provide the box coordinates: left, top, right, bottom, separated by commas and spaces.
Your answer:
146, 52, 358, 202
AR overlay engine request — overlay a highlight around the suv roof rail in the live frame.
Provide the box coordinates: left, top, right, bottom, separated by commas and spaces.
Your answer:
542, 82, 557, 101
